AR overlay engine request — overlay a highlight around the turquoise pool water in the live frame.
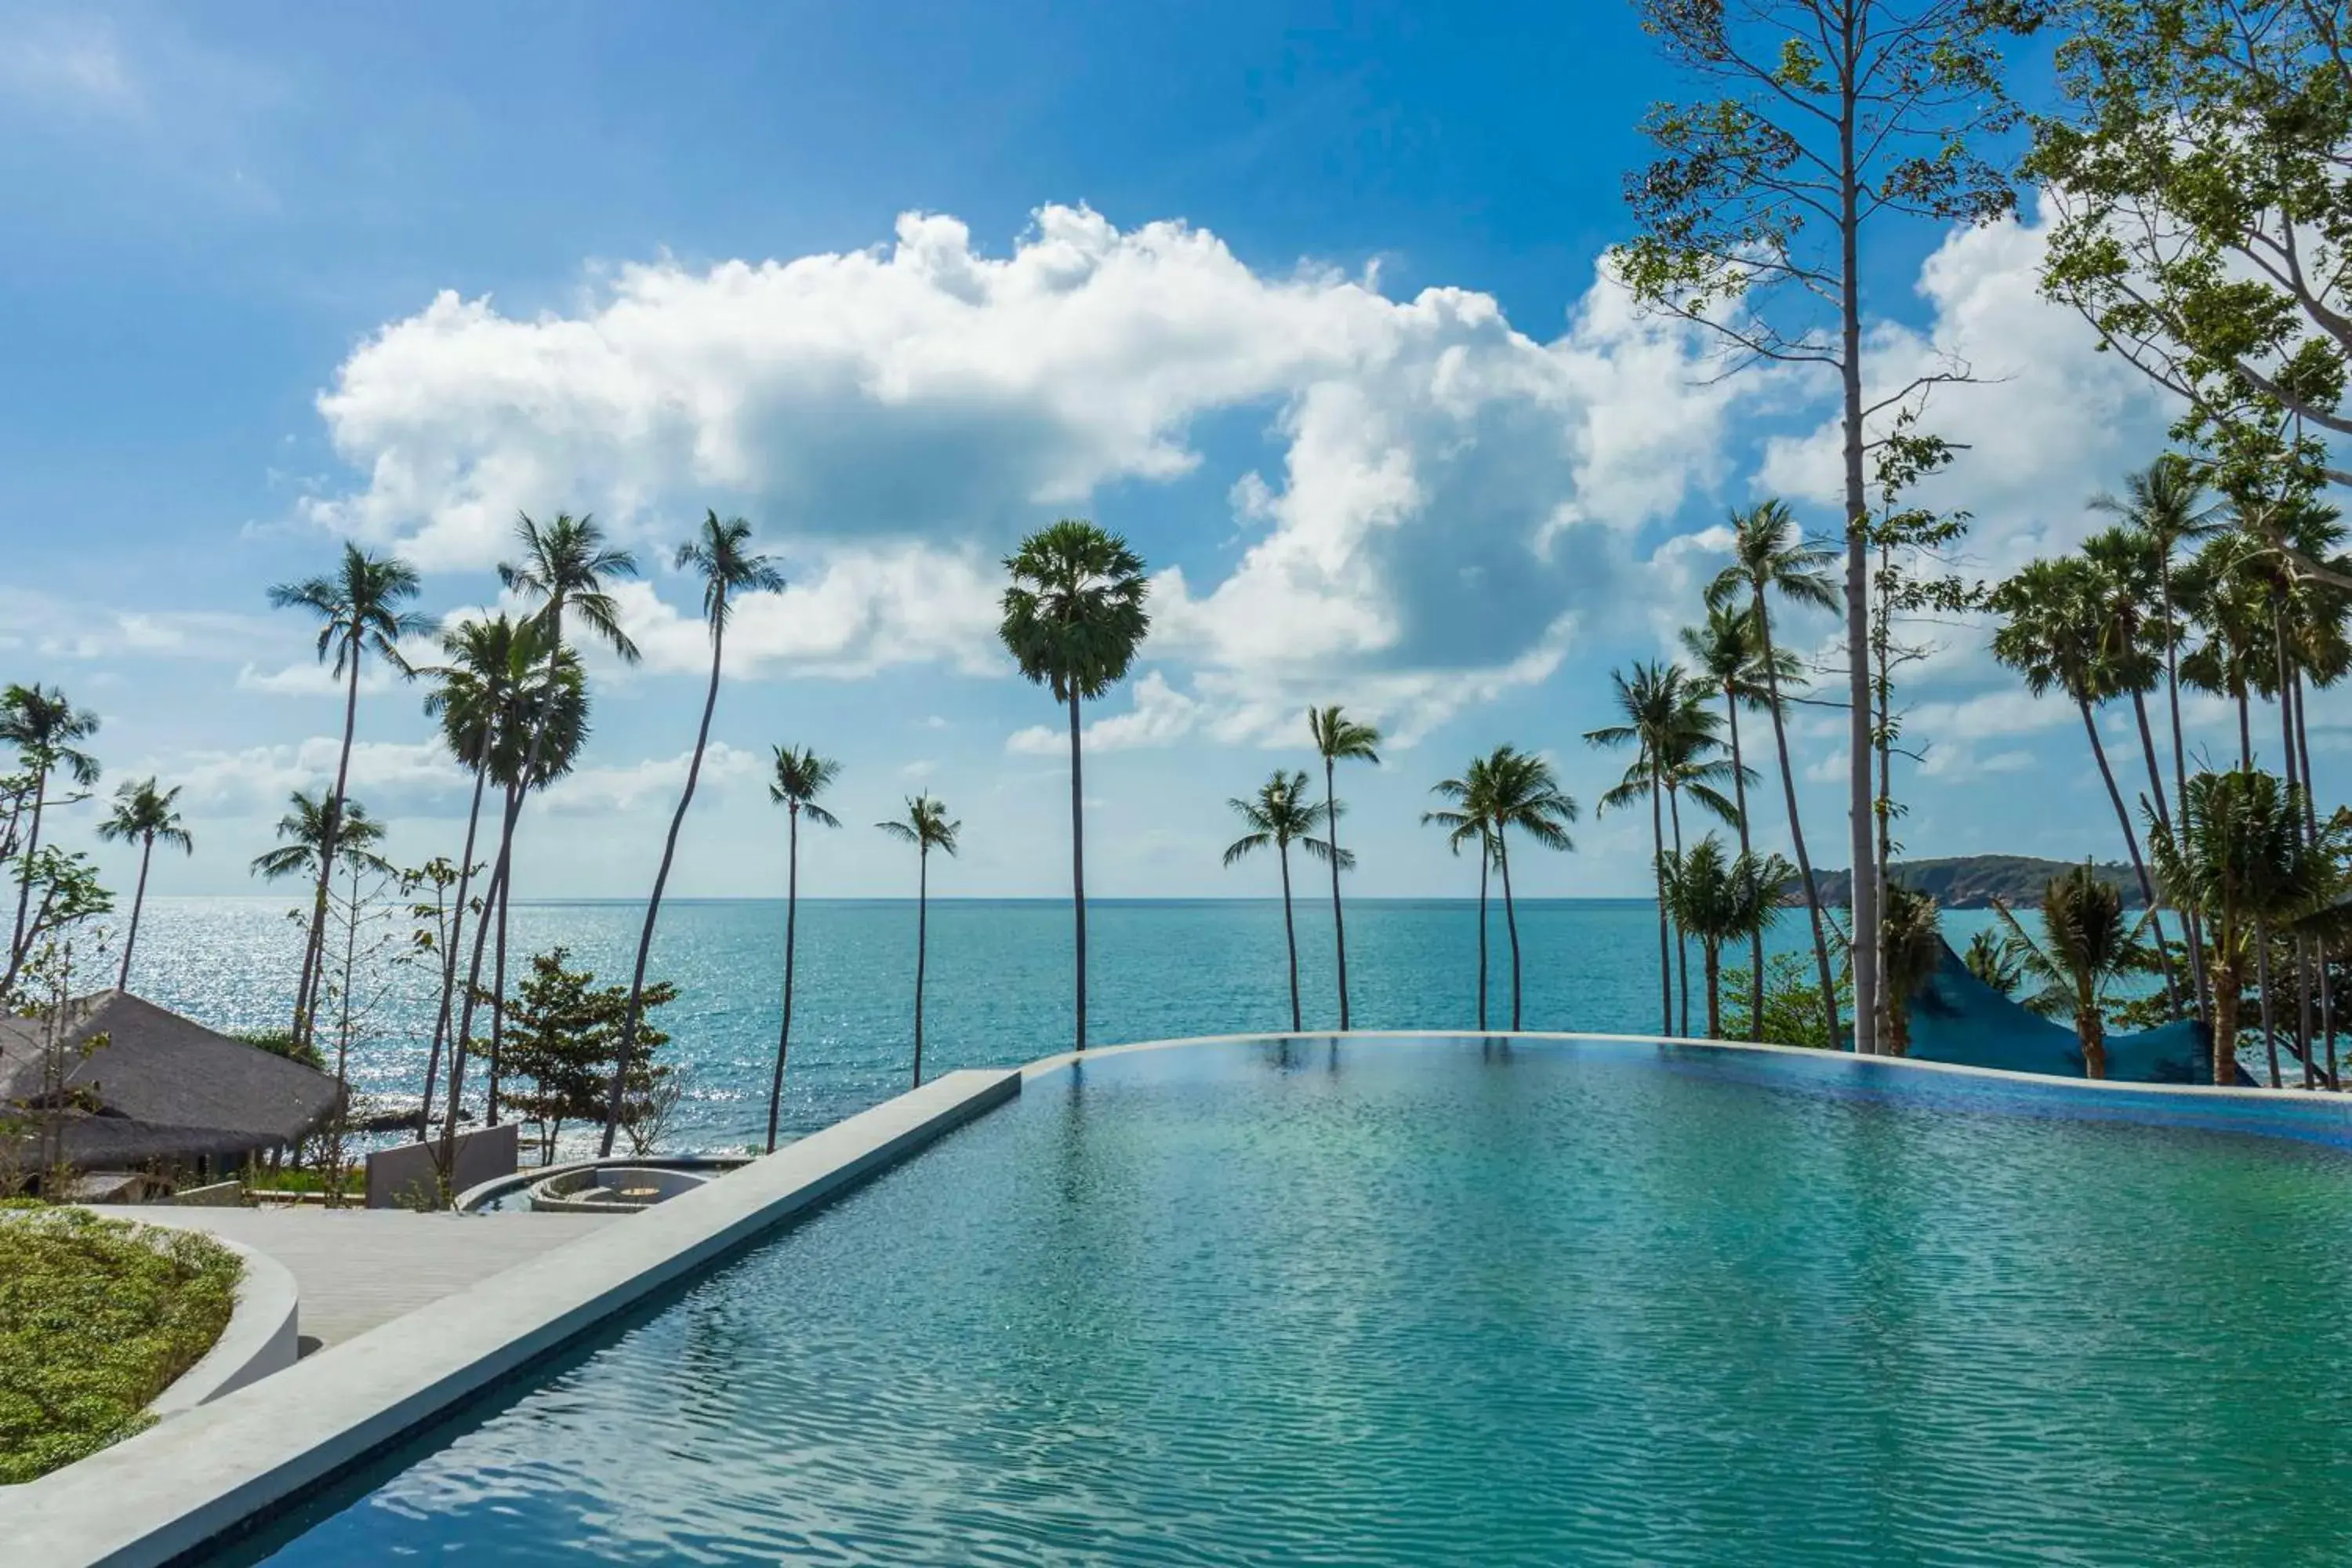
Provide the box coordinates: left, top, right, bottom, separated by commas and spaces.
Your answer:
233, 1038, 2352, 1565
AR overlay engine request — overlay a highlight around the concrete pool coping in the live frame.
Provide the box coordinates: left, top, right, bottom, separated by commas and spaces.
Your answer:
0, 1067, 1020, 1568
144, 1233, 301, 1421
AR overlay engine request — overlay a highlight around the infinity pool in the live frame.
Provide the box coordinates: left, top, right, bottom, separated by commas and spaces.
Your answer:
229, 1037, 2352, 1564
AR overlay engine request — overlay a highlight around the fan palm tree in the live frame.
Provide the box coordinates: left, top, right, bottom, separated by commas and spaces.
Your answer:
94, 779, 191, 991
878, 796, 960, 1088
999, 519, 1150, 1054
765, 745, 841, 1152
1424, 757, 1503, 1031
1661, 834, 1798, 1038
600, 513, 783, 1156
2148, 769, 2347, 1087
1989, 864, 2154, 1080
1454, 746, 1574, 1031
1222, 769, 1341, 1032
1307, 705, 1381, 1030
267, 544, 429, 1051
1991, 557, 2181, 1018
2, 683, 101, 970
1875, 883, 1944, 1058
1681, 605, 1800, 1033
1962, 928, 2024, 997
1705, 502, 1842, 1049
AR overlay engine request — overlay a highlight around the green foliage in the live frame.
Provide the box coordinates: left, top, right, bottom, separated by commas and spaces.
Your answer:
0, 1209, 241, 1483
1723, 952, 1851, 1051
228, 1028, 328, 1073
1962, 928, 2024, 996
997, 519, 1152, 704
495, 947, 677, 1160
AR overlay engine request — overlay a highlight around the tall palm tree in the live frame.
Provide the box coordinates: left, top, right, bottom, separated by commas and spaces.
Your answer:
1222, 769, 1341, 1032
1306, 705, 1381, 1030
999, 519, 1150, 1054
267, 544, 429, 1051
1990, 864, 2154, 1080
1991, 556, 2181, 1017
95, 779, 191, 991
2149, 769, 2347, 1087
878, 796, 960, 1088
1424, 756, 1503, 1031
765, 745, 841, 1153
1682, 605, 1799, 1032
252, 792, 387, 893
1661, 833, 1798, 1038
2178, 532, 2276, 768
1454, 746, 1574, 1031
2, 683, 101, 968
599, 513, 782, 1156
1875, 883, 1944, 1058
1705, 500, 1842, 1049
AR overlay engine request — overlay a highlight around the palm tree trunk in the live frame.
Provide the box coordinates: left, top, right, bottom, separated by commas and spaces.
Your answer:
1835, 88, 1878, 1060
419, 753, 492, 1138
1475, 835, 1490, 1033
1325, 756, 1351, 1031
297, 650, 365, 1049
2256, 919, 2280, 1088
2237, 686, 2252, 769
2158, 565, 2211, 1023
1649, 777, 1670, 1033
8, 768, 45, 964
912, 846, 929, 1087
1498, 831, 1523, 1031
1754, 594, 1840, 1049
601, 616, 727, 1157
488, 861, 511, 1127
1279, 841, 1301, 1032
2212, 946, 2240, 1087
1725, 690, 1763, 1036
2292, 664, 2336, 1087
1669, 788, 1690, 1036
2078, 1007, 2107, 1081
2078, 699, 2180, 1015
1704, 941, 1722, 1039
1068, 686, 1088, 1053
2129, 689, 2186, 1019
118, 834, 154, 991
432, 847, 506, 1153
766, 807, 801, 1154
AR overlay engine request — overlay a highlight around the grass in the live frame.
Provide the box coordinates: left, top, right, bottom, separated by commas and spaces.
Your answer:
0, 1204, 243, 1483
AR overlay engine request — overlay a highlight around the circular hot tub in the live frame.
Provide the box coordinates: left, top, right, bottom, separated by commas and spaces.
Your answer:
453, 1154, 751, 1214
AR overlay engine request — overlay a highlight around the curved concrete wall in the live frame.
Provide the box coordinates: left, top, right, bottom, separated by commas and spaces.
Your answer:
146, 1232, 300, 1419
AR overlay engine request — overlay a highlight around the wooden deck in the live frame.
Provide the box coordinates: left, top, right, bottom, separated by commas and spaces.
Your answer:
126, 1208, 623, 1348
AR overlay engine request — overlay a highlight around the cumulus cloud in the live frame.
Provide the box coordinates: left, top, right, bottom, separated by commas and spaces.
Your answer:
164, 738, 469, 817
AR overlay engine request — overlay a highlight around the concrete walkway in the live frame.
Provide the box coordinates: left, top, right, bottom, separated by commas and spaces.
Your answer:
126, 1208, 622, 1348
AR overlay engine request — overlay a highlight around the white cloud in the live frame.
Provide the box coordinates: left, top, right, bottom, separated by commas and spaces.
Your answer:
0, 22, 136, 111
535, 742, 760, 817
164, 738, 468, 817
1007, 670, 1202, 756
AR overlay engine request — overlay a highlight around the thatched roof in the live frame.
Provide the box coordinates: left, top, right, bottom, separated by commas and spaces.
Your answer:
0, 990, 339, 1171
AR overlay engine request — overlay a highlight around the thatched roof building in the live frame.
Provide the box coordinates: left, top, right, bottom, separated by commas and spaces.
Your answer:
0, 990, 339, 1178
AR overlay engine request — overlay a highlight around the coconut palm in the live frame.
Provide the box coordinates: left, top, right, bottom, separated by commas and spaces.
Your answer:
999, 519, 1150, 1054
1424, 757, 1504, 1031
2, 683, 101, 970
1449, 746, 1574, 1032
1876, 883, 1944, 1058
1706, 499, 1843, 1050
599, 513, 783, 1156
1989, 864, 2154, 1080
1661, 834, 1798, 1038
878, 796, 960, 1087
1682, 605, 1800, 1033
94, 779, 191, 991
267, 544, 429, 1050
1991, 557, 2181, 1018
1222, 769, 1342, 1032
765, 745, 841, 1153
2178, 533, 2277, 768
2148, 769, 2347, 1087
1306, 705, 1381, 1030
1962, 928, 2024, 997
252, 792, 388, 889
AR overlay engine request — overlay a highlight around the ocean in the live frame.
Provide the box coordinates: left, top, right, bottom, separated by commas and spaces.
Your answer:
123, 896, 2012, 1152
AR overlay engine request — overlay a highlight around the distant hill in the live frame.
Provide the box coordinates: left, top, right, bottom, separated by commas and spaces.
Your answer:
1799, 855, 2140, 909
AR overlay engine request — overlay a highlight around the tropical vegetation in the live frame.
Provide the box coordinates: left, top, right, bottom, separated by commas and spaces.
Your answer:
878, 796, 960, 1088
1222, 769, 1341, 1032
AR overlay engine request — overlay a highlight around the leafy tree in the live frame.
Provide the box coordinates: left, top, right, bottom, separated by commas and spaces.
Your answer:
267, 545, 428, 1053
999, 520, 1150, 1054
1307, 706, 1381, 1030
93, 779, 189, 993
1724, 951, 1853, 1050
877, 797, 960, 1088
1617, 0, 2027, 1054
1222, 769, 1342, 1033
1428, 746, 1573, 1032
496, 947, 677, 1165
2, 684, 100, 977
0, 850, 112, 1006
1990, 863, 2155, 1080
1662, 834, 1799, 1038
1876, 883, 1944, 1057
600, 513, 782, 1158
765, 745, 841, 1153
1962, 927, 2024, 996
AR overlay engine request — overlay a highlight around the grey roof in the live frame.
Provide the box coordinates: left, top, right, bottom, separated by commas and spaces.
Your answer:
1, 990, 340, 1168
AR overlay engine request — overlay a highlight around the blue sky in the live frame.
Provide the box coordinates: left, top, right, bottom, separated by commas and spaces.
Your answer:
2, 0, 2336, 903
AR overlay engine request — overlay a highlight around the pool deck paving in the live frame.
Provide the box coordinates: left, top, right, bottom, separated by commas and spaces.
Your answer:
123, 1207, 624, 1348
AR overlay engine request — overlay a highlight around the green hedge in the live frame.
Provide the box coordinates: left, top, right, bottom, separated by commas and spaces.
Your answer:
0, 1207, 243, 1483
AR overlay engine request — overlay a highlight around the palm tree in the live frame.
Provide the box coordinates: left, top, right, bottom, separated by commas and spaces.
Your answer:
1450, 746, 1574, 1031
1306, 706, 1381, 1030
1222, 769, 1341, 1032
999, 519, 1150, 1054
599, 513, 782, 1157
1661, 833, 1798, 1037
1962, 928, 2024, 996
2, 683, 101, 968
1991, 556, 2182, 1018
2178, 532, 2276, 768
878, 796, 960, 1088
1682, 605, 1800, 1033
1705, 501, 1842, 1049
1876, 883, 1944, 1058
95, 779, 191, 991
1989, 864, 2154, 1080
267, 544, 429, 1051
1424, 757, 1503, 1031
2148, 769, 2347, 1087
765, 745, 841, 1153
252, 791, 387, 893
